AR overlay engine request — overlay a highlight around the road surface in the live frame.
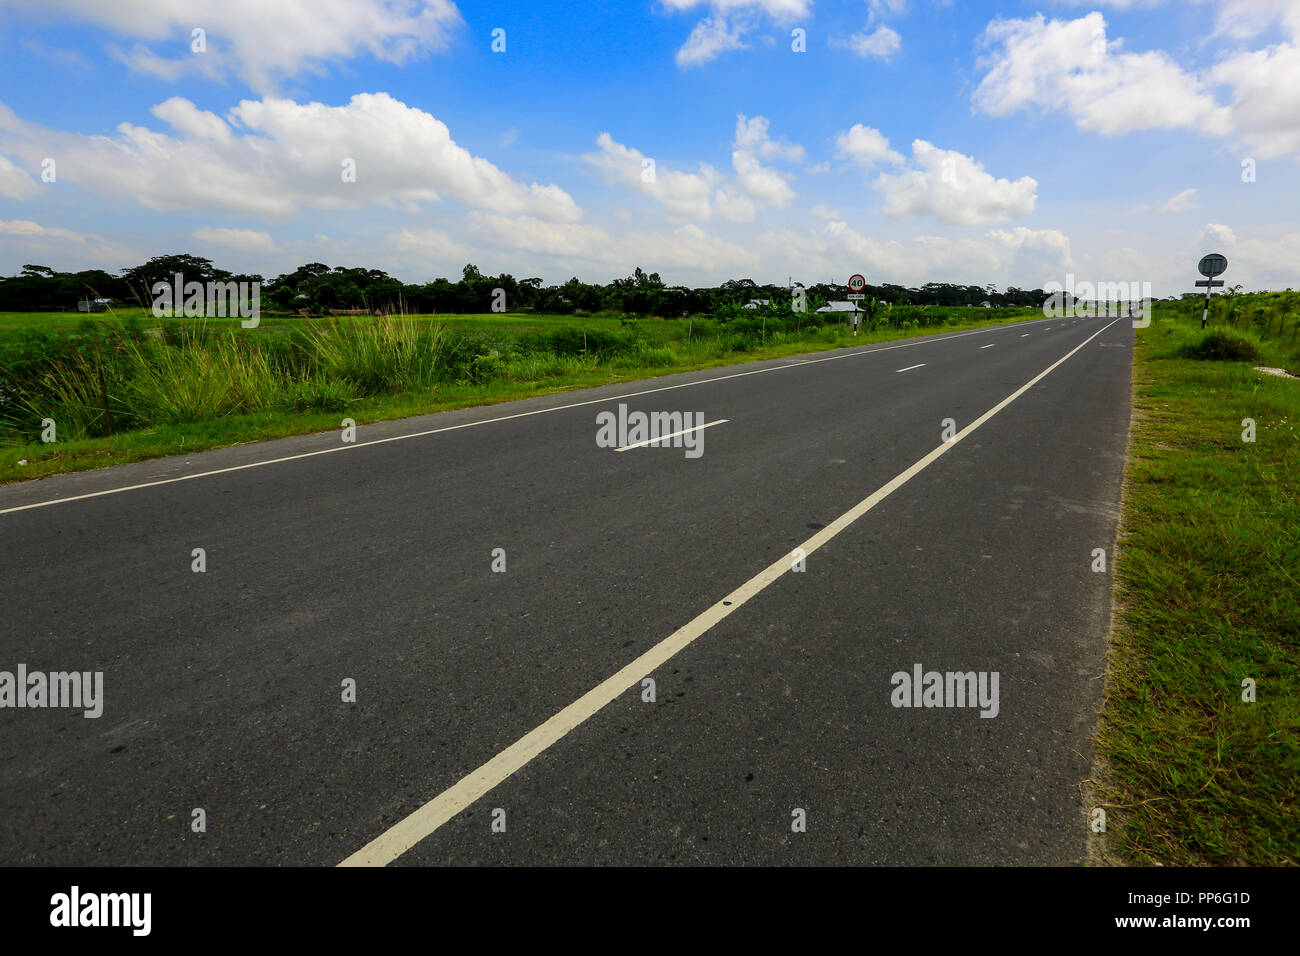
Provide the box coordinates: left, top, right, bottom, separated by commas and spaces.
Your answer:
0, 312, 1133, 865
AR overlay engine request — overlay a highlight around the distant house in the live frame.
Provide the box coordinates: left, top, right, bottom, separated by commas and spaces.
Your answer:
742, 298, 771, 310
815, 301, 861, 313
981, 301, 993, 308
77, 298, 111, 313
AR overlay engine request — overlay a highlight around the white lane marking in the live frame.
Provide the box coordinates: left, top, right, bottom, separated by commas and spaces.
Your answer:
0, 315, 1064, 516
1021, 333, 1030, 337
895, 363, 926, 373
614, 419, 728, 452
979, 344, 995, 349
338, 315, 1123, 867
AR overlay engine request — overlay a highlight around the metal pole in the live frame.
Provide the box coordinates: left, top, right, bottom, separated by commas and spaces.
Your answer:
1202, 287, 1211, 329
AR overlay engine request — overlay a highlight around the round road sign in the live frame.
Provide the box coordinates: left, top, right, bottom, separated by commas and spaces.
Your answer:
1198, 253, 1228, 278
848, 274, 866, 292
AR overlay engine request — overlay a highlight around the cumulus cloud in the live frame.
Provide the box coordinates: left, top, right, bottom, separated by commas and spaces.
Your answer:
666, 0, 809, 67
675, 16, 750, 67
842, 25, 901, 60
834, 123, 904, 168
1201, 222, 1237, 246
1213, 0, 1300, 42
974, 11, 1300, 159
873, 140, 1037, 226
1, 0, 463, 93
585, 133, 720, 220
974, 13, 1229, 136
0, 93, 582, 222
585, 115, 800, 222
1210, 42, 1300, 159
730, 114, 799, 209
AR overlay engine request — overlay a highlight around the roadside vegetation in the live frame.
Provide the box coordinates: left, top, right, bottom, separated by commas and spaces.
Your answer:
1092, 289, 1299, 865
0, 302, 1039, 482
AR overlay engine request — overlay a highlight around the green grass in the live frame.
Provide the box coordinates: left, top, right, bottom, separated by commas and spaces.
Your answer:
1092, 308, 1300, 866
0, 305, 1042, 483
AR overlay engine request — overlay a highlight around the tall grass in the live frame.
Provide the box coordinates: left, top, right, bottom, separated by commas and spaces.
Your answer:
121, 329, 282, 423
301, 316, 451, 395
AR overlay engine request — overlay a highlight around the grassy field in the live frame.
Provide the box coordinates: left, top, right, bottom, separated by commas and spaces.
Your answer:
0, 304, 1040, 483
1091, 297, 1299, 865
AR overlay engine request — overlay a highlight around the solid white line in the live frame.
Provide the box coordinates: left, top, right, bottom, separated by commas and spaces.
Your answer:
338, 315, 1123, 867
614, 419, 727, 452
0, 315, 1061, 516
979, 344, 995, 349
1021, 334, 1030, 337
895, 363, 926, 373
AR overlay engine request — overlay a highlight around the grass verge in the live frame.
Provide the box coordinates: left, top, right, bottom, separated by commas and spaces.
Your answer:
1090, 313, 1299, 865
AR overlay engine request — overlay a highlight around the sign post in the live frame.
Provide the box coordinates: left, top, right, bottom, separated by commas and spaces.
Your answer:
1196, 254, 1227, 329
848, 274, 866, 335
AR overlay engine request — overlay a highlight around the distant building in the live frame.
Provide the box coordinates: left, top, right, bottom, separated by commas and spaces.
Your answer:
742, 299, 771, 309
815, 301, 861, 313
77, 298, 111, 313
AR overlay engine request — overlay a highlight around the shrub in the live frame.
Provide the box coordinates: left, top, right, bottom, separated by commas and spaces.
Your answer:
1176, 328, 1262, 362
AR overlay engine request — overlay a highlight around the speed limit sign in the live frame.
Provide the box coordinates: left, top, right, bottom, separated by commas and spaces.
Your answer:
848, 274, 866, 292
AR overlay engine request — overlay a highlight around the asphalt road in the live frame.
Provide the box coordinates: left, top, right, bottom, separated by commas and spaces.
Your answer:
0, 312, 1133, 865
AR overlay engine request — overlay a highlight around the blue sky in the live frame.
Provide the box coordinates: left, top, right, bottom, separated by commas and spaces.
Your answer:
0, 0, 1297, 296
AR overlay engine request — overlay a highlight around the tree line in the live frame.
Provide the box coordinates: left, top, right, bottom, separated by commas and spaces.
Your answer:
0, 254, 1053, 315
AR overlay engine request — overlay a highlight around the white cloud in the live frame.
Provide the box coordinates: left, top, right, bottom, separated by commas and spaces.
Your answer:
974, 13, 1229, 136
873, 140, 1038, 226
867, 0, 907, 20
464, 213, 759, 276
1201, 223, 1237, 246
675, 16, 750, 67
0, 154, 40, 200
1160, 188, 1199, 213
662, 0, 810, 19
0, 218, 88, 242
843, 25, 901, 60
585, 116, 799, 223
667, 0, 809, 66
974, 11, 1300, 159
794, 219, 1073, 288
834, 123, 904, 168
192, 227, 275, 250
811, 203, 842, 220
1214, 0, 1300, 42
1, 0, 463, 93
0, 93, 582, 222
1210, 42, 1300, 159
391, 226, 472, 261
730, 115, 798, 209
734, 114, 805, 162
585, 133, 719, 220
